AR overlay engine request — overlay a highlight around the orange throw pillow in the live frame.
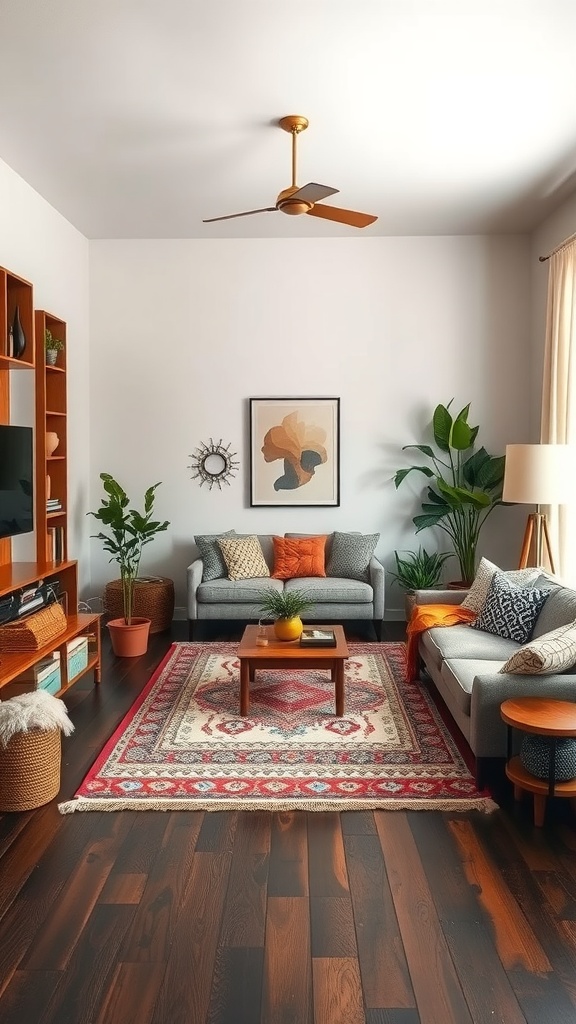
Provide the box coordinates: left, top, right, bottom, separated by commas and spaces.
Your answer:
271, 535, 327, 579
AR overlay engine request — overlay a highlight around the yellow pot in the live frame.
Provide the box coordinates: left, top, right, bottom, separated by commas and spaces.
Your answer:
273, 616, 303, 641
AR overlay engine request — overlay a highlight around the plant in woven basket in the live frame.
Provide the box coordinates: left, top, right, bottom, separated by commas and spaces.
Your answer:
88, 473, 170, 628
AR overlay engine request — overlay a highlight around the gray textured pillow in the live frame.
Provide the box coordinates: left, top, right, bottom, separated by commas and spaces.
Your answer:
471, 571, 550, 644
194, 530, 236, 582
326, 531, 379, 582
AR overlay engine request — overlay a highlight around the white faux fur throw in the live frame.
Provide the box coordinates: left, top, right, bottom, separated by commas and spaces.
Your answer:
0, 690, 74, 747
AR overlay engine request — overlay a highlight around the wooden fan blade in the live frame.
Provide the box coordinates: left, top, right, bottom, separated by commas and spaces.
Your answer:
307, 204, 377, 228
291, 182, 339, 203
203, 207, 277, 223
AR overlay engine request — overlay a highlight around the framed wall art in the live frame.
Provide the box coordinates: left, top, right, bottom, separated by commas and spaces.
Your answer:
249, 397, 340, 507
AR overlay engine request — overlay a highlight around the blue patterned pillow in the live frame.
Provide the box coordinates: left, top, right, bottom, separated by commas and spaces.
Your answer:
326, 531, 379, 582
471, 571, 550, 644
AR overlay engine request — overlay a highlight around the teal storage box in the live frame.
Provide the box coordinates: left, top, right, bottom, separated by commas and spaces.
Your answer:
67, 637, 88, 680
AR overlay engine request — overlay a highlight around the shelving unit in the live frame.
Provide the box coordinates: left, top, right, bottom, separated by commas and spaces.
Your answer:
0, 273, 100, 698
34, 311, 68, 564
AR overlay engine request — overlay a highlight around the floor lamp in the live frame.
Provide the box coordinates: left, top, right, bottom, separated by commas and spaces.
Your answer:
502, 444, 575, 573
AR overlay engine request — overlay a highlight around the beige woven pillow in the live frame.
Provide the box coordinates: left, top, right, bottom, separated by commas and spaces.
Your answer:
461, 557, 541, 614
500, 622, 576, 675
218, 535, 270, 581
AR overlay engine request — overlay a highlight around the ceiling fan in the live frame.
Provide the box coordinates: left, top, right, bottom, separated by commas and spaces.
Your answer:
203, 115, 377, 229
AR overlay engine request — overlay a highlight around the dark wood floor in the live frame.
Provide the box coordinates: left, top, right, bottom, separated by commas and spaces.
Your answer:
1, 620, 575, 1024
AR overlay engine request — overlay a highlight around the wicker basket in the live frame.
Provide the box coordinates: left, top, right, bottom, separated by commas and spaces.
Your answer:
104, 577, 175, 634
0, 728, 61, 811
0, 602, 67, 652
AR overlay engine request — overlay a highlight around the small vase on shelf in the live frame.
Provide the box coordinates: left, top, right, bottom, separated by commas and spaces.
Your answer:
46, 349, 58, 366
11, 306, 26, 359
46, 432, 59, 457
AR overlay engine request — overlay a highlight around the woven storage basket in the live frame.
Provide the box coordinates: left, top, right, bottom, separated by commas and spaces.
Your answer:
0, 602, 67, 652
0, 727, 61, 811
104, 578, 175, 634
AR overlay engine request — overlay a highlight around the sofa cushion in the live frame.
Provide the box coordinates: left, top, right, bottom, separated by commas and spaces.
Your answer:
218, 535, 270, 581
326, 531, 379, 582
461, 557, 541, 614
500, 622, 576, 675
284, 576, 372, 604
441, 658, 507, 716
197, 576, 283, 604
271, 535, 327, 579
531, 583, 576, 637
471, 571, 550, 644
421, 624, 519, 668
194, 530, 236, 582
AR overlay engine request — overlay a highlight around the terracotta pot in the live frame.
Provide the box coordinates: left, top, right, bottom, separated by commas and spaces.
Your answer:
46, 431, 59, 457
107, 617, 151, 657
273, 616, 303, 641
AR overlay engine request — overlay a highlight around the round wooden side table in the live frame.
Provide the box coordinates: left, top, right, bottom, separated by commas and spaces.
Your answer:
500, 697, 576, 827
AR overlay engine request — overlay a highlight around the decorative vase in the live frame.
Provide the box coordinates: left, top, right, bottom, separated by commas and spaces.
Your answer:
11, 306, 25, 359
273, 616, 303, 641
46, 432, 59, 457
46, 349, 58, 366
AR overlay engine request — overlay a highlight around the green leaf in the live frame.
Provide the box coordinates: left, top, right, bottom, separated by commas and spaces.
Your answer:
394, 465, 434, 488
402, 444, 436, 458
432, 403, 453, 452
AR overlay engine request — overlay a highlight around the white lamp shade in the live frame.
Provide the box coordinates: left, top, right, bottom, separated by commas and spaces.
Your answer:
502, 444, 576, 505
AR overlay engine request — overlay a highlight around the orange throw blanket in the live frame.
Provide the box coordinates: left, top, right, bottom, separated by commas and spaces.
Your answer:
406, 603, 477, 681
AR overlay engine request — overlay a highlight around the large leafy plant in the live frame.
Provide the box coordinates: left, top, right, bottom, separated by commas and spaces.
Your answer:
89, 473, 170, 625
394, 401, 506, 585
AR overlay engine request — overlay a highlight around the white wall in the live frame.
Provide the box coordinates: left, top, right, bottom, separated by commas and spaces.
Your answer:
0, 158, 90, 588
90, 236, 531, 617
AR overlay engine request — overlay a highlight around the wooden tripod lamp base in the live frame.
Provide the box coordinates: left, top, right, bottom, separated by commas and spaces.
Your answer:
518, 512, 556, 573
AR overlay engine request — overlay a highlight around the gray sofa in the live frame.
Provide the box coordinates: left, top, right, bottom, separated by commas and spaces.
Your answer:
187, 532, 385, 640
413, 575, 576, 781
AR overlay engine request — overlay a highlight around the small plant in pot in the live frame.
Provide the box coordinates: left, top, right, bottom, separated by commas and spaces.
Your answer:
389, 547, 452, 621
257, 588, 314, 641
44, 329, 64, 366
88, 473, 170, 657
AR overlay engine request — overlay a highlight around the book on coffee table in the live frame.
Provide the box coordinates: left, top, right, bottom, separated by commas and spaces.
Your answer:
300, 628, 336, 647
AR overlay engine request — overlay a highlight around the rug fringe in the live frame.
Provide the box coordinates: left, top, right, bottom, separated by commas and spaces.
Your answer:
58, 796, 498, 814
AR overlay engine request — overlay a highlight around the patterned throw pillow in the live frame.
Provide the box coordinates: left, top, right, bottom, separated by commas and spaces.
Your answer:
500, 622, 576, 675
461, 557, 541, 614
271, 535, 327, 579
194, 530, 236, 582
217, 535, 270, 581
471, 571, 550, 644
326, 531, 379, 582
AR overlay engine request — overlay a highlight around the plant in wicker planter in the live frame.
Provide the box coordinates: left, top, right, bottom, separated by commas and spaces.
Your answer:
0, 690, 74, 811
389, 547, 452, 621
44, 328, 64, 366
88, 473, 170, 657
257, 587, 314, 641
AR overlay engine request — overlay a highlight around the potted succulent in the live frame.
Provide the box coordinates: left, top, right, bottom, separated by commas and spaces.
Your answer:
88, 473, 170, 657
257, 587, 314, 641
44, 329, 64, 366
394, 400, 506, 586
389, 546, 452, 621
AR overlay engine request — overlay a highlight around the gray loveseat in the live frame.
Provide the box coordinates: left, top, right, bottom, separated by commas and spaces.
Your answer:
413, 574, 576, 782
187, 532, 385, 640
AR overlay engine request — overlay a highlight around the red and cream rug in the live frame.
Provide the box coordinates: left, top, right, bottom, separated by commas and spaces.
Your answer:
58, 642, 495, 813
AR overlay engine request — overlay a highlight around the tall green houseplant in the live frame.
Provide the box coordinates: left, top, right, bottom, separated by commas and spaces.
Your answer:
394, 401, 506, 585
89, 473, 170, 625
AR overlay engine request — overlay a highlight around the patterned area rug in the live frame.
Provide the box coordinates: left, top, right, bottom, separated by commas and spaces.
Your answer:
59, 642, 495, 813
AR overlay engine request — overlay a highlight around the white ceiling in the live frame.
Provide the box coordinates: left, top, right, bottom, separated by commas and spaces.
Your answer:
1, 0, 576, 239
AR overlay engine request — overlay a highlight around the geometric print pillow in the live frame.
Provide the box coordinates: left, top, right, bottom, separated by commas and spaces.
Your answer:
217, 535, 271, 581
194, 530, 236, 582
326, 531, 379, 582
471, 570, 550, 644
500, 622, 576, 675
461, 557, 541, 614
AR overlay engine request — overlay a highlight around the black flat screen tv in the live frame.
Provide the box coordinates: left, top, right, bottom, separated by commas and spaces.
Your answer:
0, 424, 34, 539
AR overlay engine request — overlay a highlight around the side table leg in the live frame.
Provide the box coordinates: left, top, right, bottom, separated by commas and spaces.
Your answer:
534, 794, 546, 827
240, 659, 250, 716
335, 660, 344, 717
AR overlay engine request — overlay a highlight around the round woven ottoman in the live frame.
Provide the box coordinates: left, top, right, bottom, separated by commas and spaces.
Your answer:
104, 577, 175, 634
0, 728, 61, 811
520, 734, 576, 782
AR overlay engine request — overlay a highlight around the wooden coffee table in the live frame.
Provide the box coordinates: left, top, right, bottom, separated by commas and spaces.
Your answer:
500, 697, 576, 827
237, 624, 349, 717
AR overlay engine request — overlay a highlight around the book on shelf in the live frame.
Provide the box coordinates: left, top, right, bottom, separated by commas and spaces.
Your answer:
48, 525, 65, 562
300, 628, 336, 647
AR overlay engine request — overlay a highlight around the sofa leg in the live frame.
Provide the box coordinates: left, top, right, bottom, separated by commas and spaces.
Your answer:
373, 618, 384, 641
188, 620, 195, 642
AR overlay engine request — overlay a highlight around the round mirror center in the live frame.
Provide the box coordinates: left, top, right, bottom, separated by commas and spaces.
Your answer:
202, 453, 227, 477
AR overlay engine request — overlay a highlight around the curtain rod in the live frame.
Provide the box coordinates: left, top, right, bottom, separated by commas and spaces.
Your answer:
539, 230, 576, 262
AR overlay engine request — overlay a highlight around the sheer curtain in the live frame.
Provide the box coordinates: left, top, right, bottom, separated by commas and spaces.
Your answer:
540, 242, 576, 582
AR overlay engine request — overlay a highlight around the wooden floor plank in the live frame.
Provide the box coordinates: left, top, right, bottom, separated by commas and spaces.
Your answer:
219, 810, 270, 947
207, 947, 265, 1024
340, 811, 377, 835
312, 957, 365, 1024
345, 832, 415, 1010
310, 896, 357, 957
308, 811, 349, 896
267, 810, 309, 897
261, 896, 312, 1024
95, 962, 168, 1024
0, 971, 61, 1024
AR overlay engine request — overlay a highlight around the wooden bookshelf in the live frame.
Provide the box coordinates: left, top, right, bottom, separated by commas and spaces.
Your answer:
35, 311, 68, 564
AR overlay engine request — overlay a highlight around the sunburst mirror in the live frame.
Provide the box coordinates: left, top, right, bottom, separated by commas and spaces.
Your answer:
189, 439, 239, 490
